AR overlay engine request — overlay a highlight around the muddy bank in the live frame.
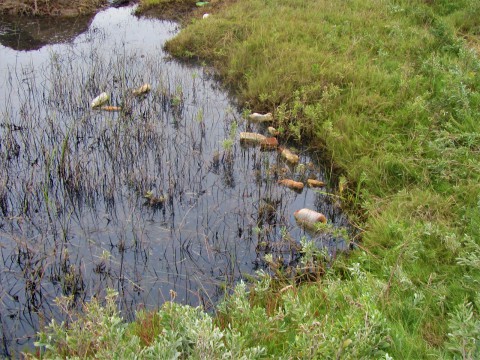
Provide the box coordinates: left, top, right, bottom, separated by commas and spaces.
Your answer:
0, 0, 136, 50
0, 0, 109, 51
135, 0, 224, 22
0, 0, 108, 16
136, 3, 196, 22
0, 14, 95, 50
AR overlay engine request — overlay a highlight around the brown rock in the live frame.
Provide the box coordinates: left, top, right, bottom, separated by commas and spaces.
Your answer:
278, 179, 304, 191
307, 179, 326, 188
260, 137, 279, 150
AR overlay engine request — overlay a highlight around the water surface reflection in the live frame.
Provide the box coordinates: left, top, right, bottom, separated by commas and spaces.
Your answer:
0, 5, 348, 356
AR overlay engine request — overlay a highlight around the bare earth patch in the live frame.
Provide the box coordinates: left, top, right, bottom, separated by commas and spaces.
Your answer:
463, 33, 480, 56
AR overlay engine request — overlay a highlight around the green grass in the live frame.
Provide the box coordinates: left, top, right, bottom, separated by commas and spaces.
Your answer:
31, 0, 480, 358
163, 0, 480, 355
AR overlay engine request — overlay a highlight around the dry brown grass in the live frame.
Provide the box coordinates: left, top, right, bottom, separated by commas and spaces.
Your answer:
462, 33, 480, 56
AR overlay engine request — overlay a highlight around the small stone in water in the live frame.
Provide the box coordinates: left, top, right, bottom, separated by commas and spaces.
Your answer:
260, 137, 279, 150
278, 179, 304, 191
268, 126, 280, 136
279, 147, 299, 164
248, 112, 273, 122
91, 92, 109, 108
307, 179, 325, 188
294, 208, 327, 227
100, 105, 121, 111
239, 132, 266, 143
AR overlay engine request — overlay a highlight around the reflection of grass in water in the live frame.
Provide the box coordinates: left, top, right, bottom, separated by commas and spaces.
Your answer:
1, 39, 236, 345
0, 15, 339, 355
3, 42, 259, 302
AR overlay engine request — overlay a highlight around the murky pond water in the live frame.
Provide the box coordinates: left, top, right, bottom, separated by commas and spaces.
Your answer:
0, 5, 348, 356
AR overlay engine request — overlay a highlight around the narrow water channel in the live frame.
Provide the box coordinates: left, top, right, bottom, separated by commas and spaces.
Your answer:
0, 5, 348, 356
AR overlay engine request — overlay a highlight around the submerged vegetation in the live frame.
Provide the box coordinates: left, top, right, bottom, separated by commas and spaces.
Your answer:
22, 0, 480, 358
2, 4, 346, 357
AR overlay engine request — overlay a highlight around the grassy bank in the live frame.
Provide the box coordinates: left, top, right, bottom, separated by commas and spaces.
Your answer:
32, 0, 480, 358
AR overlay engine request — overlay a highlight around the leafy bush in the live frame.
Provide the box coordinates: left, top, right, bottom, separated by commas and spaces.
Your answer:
32, 289, 265, 359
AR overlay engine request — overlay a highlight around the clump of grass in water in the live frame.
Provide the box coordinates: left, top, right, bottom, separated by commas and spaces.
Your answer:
221, 120, 237, 152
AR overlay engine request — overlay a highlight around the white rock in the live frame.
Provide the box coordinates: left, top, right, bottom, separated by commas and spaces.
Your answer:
248, 112, 273, 122
91, 92, 109, 108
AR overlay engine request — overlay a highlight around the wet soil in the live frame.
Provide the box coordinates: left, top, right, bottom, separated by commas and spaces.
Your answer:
0, 14, 94, 50
0, 0, 139, 51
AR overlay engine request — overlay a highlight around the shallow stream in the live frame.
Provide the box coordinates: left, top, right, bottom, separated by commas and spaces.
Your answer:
0, 5, 348, 356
